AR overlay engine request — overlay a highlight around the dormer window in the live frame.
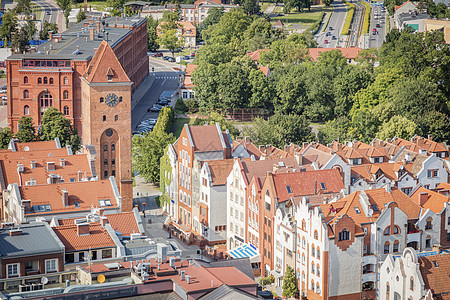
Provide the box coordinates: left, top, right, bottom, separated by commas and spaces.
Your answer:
286, 185, 292, 194
107, 74, 113, 81
106, 67, 114, 81
338, 229, 350, 241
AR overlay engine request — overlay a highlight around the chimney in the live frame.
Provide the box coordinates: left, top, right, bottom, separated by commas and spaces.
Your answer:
294, 153, 303, 166
98, 208, 104, 216
17, 163, 24, 173
186, 275, 191, 284
47, 162, 55, 171
89, 27, 95, 40
60, 158, 66, 167
100, 216, 108, 227
62, 188, 69, 207
116, 16, 119, 21
9, 228, 23, 236
77, 223, 90, 236
419, 192, 428, 206
78, 170, 83, 181
121, 13, 124, 18
211, 280, 214, 287
30, 161, 36, 169
405, 153, 411, 163
49, 31, 54, 40
180, 270, 185, 280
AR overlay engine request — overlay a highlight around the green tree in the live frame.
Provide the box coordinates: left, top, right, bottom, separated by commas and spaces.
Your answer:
153, 107, 174, 134
0, 128, 13, 149
162, 10, 181, 23
202, 8, 251, 46
249, 68, 274, 109
25, 18, 37, 40
322, 0, 334, 6
282, 265, 299, 298
318, 116, 352, 144
191, 112, 240, 139
0, 9, 18, 43
39, 108, 81, 152
194, 44, 237, 65
11, 27, 29, 53
418, 111, 450, 144
159, 146, 172, 207
132, 130, 175, 183
241, 0, 261, 15
56, 0, 72, 27
192, 64, 220, 108
147, 16, 159, 51
106, 0, 126, 11
243, 113, 313, 148
376, 115, 420, 141
200, 7, 224, 33
16, 116, 36, 143
77, 8, 86, 23
40, 21, 58, 40
157, 27, 184, 57
16, 0, 31, 14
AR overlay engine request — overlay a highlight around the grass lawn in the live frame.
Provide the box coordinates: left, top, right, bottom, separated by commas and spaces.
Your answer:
260, 1, 271, 12
85, 1, 109, 12
172, 117, 191, 138
271, 5, 331, 26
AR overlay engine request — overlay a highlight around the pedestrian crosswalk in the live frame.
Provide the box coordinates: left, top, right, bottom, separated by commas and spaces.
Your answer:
155, 76, 179, 80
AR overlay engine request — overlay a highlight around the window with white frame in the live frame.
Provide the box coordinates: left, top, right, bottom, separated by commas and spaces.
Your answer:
7, 263, 19, 277
45, 259, 58, 273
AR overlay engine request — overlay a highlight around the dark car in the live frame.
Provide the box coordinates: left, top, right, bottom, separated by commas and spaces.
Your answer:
257, 290, 274, 299
329, 26, 333, 30
332, 35, 336, 40
152, 52, 163, 57
183, 55, 190, 60
376, 23, 381, 28
167, 57, 175, 62
157, 99, 169, 106
148, 104, 163, 112
174, 48, 182, 53
162, 56, 170, 60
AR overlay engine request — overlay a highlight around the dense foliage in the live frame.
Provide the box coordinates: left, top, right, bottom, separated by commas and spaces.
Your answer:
191, 7, 450, 145
39, 108, 81, 152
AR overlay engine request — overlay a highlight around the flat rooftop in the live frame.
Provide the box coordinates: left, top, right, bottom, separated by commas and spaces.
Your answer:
8, 16, 146, 61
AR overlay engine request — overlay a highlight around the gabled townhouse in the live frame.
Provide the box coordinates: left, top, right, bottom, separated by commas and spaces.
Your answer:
157, 21, 197, 48
313, 186, 444, 298
391, 136, 449, 159
0, 222, 65, 279
410, 185, 450, 249
227, 157, 300, 250
232, 137, 264, 160
195, 159, 234, 243
379, 247, 450, 300
261, 169, 345, 278
170, 123, 232, 241
2, 178, 122, 224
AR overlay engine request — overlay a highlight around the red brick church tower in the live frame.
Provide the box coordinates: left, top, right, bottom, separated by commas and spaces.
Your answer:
80, 40, 133, 211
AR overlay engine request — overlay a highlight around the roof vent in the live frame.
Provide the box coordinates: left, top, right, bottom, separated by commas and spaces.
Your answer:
10, 228, 23, 236
25, 177, 36, 186
17, 163, 24, 173
186, 275, 191, 284
60, 158, 66, 167
76, 223, 90, 236
180, 270, 185, 281
30, 161, 36, 169
47, 161, 56, 171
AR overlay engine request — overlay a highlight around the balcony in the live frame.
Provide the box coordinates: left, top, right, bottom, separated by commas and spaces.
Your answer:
362, 254, 377, 266
407, 232, 420, 244
362, 271, 376, 284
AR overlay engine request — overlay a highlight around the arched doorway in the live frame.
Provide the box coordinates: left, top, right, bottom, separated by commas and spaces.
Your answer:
100, 128, 118, 180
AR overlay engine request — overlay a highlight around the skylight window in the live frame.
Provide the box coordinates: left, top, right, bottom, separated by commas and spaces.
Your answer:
433, 261, 439, 268
320, 182, 326, 190
99, 199, 112, 207
354, 207, 361, 214
74, 202, 80, 208
278, 161, 285, 167
372, 204, 379, 212
286, 185, 293, 194
70, 178, 76, 182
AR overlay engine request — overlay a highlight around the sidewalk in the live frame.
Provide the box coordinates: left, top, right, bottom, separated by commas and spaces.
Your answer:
131, 74, 156, 110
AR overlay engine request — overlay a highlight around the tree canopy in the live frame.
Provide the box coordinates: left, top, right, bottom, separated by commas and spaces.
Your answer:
39, 108, 81, 152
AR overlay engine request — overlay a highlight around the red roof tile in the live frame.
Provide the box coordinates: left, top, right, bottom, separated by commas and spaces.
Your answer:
188, 124, 229, 152
410, 187, 449, 214
419, 253, 450, 297
53, 223, 116, 251
206, 159, 235, 186
106, 211, 141, 236
308, 48, 362, 62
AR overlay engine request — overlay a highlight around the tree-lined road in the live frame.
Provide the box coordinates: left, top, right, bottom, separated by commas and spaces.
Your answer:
315, 1, 347, 48
368, 2, 387, 48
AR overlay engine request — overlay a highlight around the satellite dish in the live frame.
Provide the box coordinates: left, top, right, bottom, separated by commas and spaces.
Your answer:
41, 277, 49, 284
97, 274, 106, 284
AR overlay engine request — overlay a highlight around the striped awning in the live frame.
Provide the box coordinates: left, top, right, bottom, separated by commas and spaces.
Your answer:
228, 244, 261, 263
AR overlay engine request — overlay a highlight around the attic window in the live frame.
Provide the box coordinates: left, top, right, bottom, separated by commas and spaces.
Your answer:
278, 161, 285, 167
107, 74, 113, 81
99, 199, 112, 207
433, 261, 439, 268
372, 204, 379, 212
320, 182, 326, 190
107, 67, 114, 81
286, 185, 292, 194
74, 202, 80, 208
70, 178, 76, 182
354, 207, 361, 214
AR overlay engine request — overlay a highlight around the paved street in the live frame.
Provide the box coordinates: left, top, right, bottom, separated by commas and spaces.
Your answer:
315, 1, 347, 48
32, 0, 65, 32
368, 2, 387, 48
131, 57, 181, 130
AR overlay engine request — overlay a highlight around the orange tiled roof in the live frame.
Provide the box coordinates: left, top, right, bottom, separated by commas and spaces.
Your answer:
351, 161, 413, 182
410, 187, 449, 214
257, 65, 270, 77
299, 145, 333, 168
239, 157, 299, 186
395, 1, 413, 11
206, 159, 235, 186
233, 137, 262, 159
308, 48, 362, 62
1, 151, 92, 187
53, 223, 116, 251
321, 187, 421, 226
272, 169, 344, 203
20, 180, 117, 215
188, 124, 230, 152
419, 253, 450, 297
104, 211, 141, 236
14, 140, 58, 152
246, 49, 269, 61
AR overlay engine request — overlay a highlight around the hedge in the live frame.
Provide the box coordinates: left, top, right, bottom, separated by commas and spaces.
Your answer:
362, 1, 371, 34
341, 2, 355, 35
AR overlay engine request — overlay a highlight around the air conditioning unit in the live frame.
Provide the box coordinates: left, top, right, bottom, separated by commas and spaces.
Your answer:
19, 284, 31, 292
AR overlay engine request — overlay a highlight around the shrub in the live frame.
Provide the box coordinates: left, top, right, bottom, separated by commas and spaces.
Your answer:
185, 98, 199, 113
175, 98, 188, 113
259, 275, 275, 287
341, 2, 355, 35
362, 1, 370, 34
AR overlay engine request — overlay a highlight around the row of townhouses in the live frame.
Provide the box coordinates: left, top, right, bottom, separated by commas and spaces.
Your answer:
163, 123, 450, 299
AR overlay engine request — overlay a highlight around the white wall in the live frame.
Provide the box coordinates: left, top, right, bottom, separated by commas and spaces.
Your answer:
416, 155, 448, 189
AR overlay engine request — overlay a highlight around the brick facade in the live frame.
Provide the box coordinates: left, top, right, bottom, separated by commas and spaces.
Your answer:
1, 253, 63, 278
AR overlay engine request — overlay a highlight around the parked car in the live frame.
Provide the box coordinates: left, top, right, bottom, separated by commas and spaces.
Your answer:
183, 55, 190, 60
190, 52, 196, 57
2, 95, 7, 100
152, 52, 163, 57
148, 104, 163, 112
162, 56, 170, 60
257, 290, 274, 299
174, 48, 182, 53
46, 11, 51, 15
167, 57, 175, 62
143, 118, 157, 125
157, 99, 169, 106
329, 26, 333, 30
326, 32, 331, 36
324, 40, 328, 44
376, 23, 381, 28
